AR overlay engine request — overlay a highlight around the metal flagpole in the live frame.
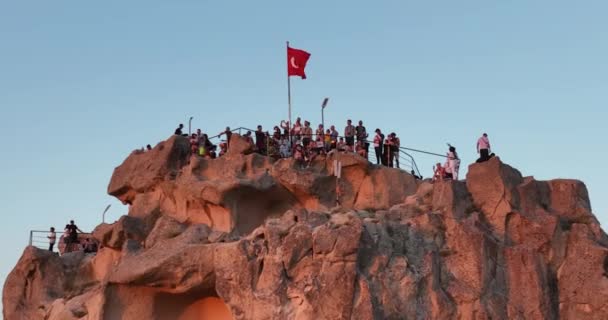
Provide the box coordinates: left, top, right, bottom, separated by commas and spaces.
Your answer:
287, 41, 292, 143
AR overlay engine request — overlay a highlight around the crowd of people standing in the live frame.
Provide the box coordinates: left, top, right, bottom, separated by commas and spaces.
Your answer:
174, 120, 495, 182
176, 118, 404, 169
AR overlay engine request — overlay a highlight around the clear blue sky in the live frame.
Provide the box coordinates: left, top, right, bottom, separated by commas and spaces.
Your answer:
1, 1, 607, 304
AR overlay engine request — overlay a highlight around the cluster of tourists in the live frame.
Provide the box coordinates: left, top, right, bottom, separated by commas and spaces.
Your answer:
175, 119, 404, 169
46, 220, 98, 254
432, 133, 494, 182
173, 121, 495, 182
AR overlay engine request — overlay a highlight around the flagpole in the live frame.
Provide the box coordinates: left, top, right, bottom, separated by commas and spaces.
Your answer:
287, 41, 292, 143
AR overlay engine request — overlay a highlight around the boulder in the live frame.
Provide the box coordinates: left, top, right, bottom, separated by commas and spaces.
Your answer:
466, 157, 523, 235
107, 135, 190, 204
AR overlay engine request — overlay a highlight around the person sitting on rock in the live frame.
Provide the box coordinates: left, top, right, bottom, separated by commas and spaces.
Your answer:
267, 137, 280, 159
356, 140, 367, 159
218, 142, 228, 157
337, 137, 347, 151
279, 138, 291, 158
243, 131, 255, 148
83, 238, 98, 254
293, 144, 305, 167
174, 123, 186, 136
433, 163, 446, 182
305, 140, 320, 167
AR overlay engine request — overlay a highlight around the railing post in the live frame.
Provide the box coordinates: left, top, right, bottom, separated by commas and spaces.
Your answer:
29, 230, 33, 246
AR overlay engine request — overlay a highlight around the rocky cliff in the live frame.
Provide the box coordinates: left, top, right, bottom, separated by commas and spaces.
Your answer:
4, 134, 608, 320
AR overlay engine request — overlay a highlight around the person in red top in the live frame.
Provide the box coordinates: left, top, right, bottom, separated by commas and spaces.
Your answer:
432, 163, 446, 182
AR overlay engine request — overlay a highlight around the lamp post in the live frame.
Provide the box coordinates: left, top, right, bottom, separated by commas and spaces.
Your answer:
321, 98, 329, 130
188, 116, 194, 135
102, 204, 111, 224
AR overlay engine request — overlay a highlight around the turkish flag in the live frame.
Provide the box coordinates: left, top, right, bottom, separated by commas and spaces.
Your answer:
287, 46, 311, 79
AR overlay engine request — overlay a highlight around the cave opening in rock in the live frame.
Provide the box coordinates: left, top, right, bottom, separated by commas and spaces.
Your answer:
154, 288, 233, 320
224, 185, 297, 235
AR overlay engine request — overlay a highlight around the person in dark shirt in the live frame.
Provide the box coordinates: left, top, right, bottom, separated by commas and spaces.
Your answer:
174, 124, 185, 135
255, 125, 267, 155
66, 220, 82, 242
64, 220, 83, 253
356, 120, 369, 156
219, 127, 233, 148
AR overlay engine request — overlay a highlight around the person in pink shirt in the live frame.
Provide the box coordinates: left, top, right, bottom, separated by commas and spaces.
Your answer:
476, 133, 491, 163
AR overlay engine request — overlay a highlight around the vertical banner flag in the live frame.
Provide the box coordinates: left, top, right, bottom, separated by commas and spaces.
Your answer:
287, 46, 311, 79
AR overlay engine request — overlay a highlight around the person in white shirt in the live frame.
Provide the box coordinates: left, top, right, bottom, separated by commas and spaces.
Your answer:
447, 145, 461, 180
47, 227, 56, 252
476, 133, 491, 163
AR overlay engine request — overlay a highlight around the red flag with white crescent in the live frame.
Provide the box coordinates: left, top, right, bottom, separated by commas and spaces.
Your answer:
287, 46, 311, 79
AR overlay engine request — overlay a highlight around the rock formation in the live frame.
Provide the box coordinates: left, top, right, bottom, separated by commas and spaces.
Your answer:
4, 134, 608, 319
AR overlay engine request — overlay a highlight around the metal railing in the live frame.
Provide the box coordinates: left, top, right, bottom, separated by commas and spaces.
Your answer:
194, 126, 447, 178
29, 230, 94, 254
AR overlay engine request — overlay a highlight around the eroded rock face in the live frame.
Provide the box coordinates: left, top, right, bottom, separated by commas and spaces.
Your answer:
5, 136, 608, 320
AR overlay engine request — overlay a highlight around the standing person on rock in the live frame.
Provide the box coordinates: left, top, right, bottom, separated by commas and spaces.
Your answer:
218, 127, 233, 149
65, 220, 83, 253
373, 129, 385, 165
356, 120, 369, 154
447, 145, 461, 180
476, 133, 491, 163
255, 125, 267, 155
302, 121, 313, 148
330, 125, 339, 149
344, 119, 356, 147
47, 227, 56, 252
390, 133, 401, 168
292, 118, 303, 141
315, 124, 325, 142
